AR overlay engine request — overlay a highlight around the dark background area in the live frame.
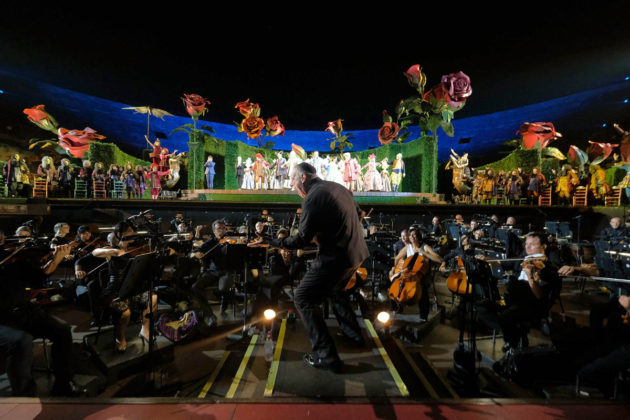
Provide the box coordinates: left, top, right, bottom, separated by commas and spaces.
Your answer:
1, 3, 629, 131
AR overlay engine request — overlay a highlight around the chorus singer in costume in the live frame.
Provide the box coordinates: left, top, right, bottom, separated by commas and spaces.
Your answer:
270, 162, 369, 373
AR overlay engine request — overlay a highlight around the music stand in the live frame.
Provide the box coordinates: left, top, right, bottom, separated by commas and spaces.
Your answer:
118, 252, 158, 299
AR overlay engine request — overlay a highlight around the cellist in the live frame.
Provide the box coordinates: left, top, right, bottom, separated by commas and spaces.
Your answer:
390, 227, 442, 320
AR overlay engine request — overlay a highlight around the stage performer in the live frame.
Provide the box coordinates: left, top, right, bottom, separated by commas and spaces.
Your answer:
308, 151, 324, 179
79, 160, 93, 197
253, 153, 270, 190
57, 158, 74, 198
505, 170, 523, 205
270, 151, 288, 189
527, 167, 546, 205
362, 154, 382, 191
381, 158, 391, 192
204, 155, 215, 189
342, 152, 359, 191
147, 163, 171, 200
135, 165, 146, 198
588, 164, 610, 203
123, 162, 136, 199
445, 149, 471, 195
242, 158, 255, 189
3, 153, 29, 198
270, 162, 369, 373
481, 168, 496, 204
555, 164, 579, 206
36, 155, 57, 192
391, 153, 406, 193
235, 156, 245, 189
145, 135, 162, 167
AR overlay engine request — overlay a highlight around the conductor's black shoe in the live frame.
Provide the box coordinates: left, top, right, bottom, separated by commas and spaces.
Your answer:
303, 353, 343, 373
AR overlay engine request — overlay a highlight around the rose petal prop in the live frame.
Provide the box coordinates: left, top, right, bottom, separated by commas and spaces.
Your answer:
182, 93, 211, 118
235, 99, 254, 116
266, 116, 285, 136
291, 143, 307, 160
403, 64, 426, 91
518, 122, 562, 149
57, 127, 106, 158
377, 122, 400, 145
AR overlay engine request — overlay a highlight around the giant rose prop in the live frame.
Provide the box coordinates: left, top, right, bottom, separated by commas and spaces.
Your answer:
441, 72, 472, 104
588, 140, 618, 165
518, 122, 562, 149
23, 105, 58, 133
403, 64, 426, 91
266, 116, 285, 136
182, 94, 211, 118
241, 114, 265, 138
57, 127, 106, 158
325, 119, 344, 136
235, 99, 260, 117
378, 122, 400, 145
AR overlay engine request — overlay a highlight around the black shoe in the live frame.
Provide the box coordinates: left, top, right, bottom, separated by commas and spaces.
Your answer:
303, 353, 343, 373
335, 330, 366, 347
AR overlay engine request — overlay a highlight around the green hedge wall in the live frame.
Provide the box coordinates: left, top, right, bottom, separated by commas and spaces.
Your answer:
86, 142, 150, 169
477, 148, 541, 174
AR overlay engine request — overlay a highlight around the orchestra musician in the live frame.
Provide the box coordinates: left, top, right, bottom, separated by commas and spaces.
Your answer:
600, 217, 628, 243
50, 222, 70, 249
477, 232, 561, 352
390, 227, 443, 320
269, 162, 369, 373
190, 220, 234, 321
0, 242, 81, 396
91, 221, 158, 352
393, 229, 410, 256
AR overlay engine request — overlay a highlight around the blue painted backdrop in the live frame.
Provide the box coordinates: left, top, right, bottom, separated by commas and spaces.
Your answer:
1, 68, 629, 162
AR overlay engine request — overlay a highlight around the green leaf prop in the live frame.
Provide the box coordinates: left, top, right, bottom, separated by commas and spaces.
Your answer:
542, 147, 567, 160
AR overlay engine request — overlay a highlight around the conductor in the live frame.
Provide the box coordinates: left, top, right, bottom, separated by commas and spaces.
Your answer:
270, 162, 369, 373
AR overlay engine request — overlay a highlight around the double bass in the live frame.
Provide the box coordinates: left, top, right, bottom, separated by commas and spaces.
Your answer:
388, 252, 430, 304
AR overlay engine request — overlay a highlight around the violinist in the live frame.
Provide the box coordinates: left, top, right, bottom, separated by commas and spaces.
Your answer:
92, 221, 158, 352
50, 222, 70, 249
0, 242, 82, 396
390, 227, 442, 320
73, 226, 102, 279
251, 221, 269, 245
478, 232, 561, 352
259, 228, 301, 309
190, 219, 233, 320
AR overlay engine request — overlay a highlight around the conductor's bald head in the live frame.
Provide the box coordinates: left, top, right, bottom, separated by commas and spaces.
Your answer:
291, 162, 318, 198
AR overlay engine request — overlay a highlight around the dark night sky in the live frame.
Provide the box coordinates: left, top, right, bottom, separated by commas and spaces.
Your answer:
1, 3, 630, 131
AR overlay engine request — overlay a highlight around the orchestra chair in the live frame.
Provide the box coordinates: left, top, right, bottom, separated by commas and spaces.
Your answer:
538, 186, 552, 206
74, 179, 88, 198
32, 177, 48, 198
494, 187, 507, 205
576, 367, 630, 400
0, 175, 7, 197
572, 186, 588, 207
110, 180, 125, 199
93, 180, 106, 199
605, 186, 622, 207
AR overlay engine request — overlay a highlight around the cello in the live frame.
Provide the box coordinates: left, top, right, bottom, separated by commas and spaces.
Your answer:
445, 256, 472, 295
389, 252, 430, 304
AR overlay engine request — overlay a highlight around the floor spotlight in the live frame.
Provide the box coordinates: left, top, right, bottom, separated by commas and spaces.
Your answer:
377, 311, 391, 324
263, 309, 276, 320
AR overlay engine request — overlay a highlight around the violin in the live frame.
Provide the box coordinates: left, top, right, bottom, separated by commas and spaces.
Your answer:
521, 255, 547, 283
445, 256, 472, 295
388, 252, 430, 304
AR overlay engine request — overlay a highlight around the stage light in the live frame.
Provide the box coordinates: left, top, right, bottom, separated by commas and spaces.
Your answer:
602, 123, 607, 128
626, 76, 630, 81
0, 90, 4, 94
263, 309, 276, 320
625, 99, 629, 104
376, 311, 390, 324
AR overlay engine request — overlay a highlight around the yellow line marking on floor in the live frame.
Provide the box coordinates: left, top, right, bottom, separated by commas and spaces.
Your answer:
392, 337, 439, 399
198, 351, 230, 399
364, 319, 409, 397
225, 334, 258, 399
264, 319, 287, 397
416, 348, 459, 398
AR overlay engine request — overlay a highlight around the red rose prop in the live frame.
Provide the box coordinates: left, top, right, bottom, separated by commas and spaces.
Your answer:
403, 64, 423, 88
588, 140, 618, 163
518, 122, 562, 149
378, 122, 400, 145
23, 104, 57, 132
241, 115, 265, 138
325, 119, 344, 136
441, 71, 472, 104
266, 116, 285, 136
182, 93, 211, 118
291, 143, 307, 160
235, 99, 259, 117
57, 127, 106, 158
